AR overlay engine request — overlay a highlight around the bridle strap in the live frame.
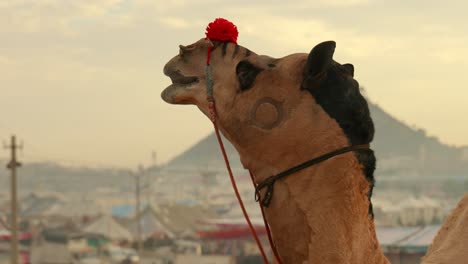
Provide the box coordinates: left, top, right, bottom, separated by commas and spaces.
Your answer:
205, 47, 272, 264
205, 52, 369, 262
204, 42, 371, 264
255, 144, 370, 207
249, 170, 283, 263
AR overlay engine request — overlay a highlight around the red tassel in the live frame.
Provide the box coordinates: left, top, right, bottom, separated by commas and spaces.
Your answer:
205, 18, 238, 44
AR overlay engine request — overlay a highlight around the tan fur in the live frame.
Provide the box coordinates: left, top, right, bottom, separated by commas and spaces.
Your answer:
162, 38, 389, 263
422, 194, 468, 264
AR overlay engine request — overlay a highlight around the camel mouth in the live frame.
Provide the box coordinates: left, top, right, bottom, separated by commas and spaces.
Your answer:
167, 71, 199, 87
169, 72, 198, 86
162, 70, 201, 104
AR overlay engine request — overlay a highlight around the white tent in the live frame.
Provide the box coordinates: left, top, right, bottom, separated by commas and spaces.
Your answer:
0, 228, 9, 236
83, 214, 132, 241
175, 255, 235, 264
30, 241, 74, 264
127, 206, 175, 239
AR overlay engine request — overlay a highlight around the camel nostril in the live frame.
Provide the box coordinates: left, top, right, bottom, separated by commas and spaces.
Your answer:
179, 45, 185, 57
179, 44, 196, 57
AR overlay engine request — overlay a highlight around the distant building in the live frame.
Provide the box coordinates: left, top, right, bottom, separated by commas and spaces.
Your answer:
373, 195, 448, 227
462, 147, 468, 161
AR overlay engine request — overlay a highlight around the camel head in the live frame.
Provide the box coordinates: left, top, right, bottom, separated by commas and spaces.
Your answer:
162, 19, 377, 219
162, 38, 374, 158
161, 22, 385, 263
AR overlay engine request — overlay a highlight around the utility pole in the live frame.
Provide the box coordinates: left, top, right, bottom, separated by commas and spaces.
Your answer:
134, 165, 144, 255
145, 173, 151, 207
4, 135, 22, 264
151, 150, 157, 167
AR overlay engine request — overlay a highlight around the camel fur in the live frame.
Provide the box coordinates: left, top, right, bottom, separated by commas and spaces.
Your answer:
161, 38, 467, 263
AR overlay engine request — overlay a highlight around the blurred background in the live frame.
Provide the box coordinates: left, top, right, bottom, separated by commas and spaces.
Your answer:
1, 1, 467, 263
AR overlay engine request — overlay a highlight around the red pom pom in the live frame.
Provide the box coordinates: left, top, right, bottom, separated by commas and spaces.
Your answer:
205, 18, 238, 44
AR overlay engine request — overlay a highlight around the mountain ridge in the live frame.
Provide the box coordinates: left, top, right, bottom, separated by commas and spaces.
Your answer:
165, 102, 468, 177
1, 102, 466, 190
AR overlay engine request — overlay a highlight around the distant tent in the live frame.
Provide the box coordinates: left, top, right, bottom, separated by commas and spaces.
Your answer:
30, 242, 74, 264
19, 193, 65, 218
82, 214, 132, 241
127, 206, 175, 239
151, 204, 217, 237
41, 229, 68, 244
376, 226, 421, 247
111, 204, 134, 218
175, 255, 235, 264
30, 234, 74, 264
376, 225, 441, 253
0, 228, 8, 236
397, 225, 441, 252
198, 226, 267, 239
0, 230, 32, 241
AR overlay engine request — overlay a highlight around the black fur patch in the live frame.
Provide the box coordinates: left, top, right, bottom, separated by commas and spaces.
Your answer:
355, 149, 376, 217
236, 60, 262, 91
303, 63, 376, 218
222, 42, 228, 57
232, 45, 240, 58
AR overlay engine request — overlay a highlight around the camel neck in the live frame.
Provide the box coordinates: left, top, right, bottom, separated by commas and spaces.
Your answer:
218, 96, 387, 262
248, 150, 389, 263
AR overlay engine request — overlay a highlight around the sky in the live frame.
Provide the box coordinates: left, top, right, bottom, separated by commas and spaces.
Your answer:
1, 0, 468, 168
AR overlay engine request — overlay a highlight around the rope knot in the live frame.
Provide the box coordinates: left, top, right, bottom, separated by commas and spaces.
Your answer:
255, 178, 276, 208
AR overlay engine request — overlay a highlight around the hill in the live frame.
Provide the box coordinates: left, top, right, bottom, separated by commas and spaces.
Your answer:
165, 103, 468, 177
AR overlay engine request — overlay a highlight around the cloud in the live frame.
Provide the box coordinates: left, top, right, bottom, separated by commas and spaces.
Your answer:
201, 11, 402, 60
0, 56, 12, 65
2, 0, 468, 166
0, 0, 136, 35
158, 16, 194, 29
322, 0, 370, 7
296, 0, 371, 8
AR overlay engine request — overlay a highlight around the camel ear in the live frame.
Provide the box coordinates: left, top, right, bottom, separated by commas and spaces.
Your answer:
343, 63, 354, 77
304, 41, 336, 77
302, 41, 336, 89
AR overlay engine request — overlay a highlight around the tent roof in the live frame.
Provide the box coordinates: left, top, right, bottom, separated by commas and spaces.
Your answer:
376, 225, 441, 252
83, 214, 132, 240
152, 204, 216, 235
376, 226, 421, 246
397, 225, 440, 248
127, 206, 175, 239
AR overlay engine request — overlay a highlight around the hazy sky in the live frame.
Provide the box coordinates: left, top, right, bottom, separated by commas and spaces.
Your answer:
1, 0, 468, 168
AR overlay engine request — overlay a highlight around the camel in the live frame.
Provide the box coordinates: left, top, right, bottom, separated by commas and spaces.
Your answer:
161, 21, 467, 263
162, 35, 387, 263
422, 194, 468, 264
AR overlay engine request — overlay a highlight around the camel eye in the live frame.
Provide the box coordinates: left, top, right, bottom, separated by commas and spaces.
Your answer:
236, 60, 262, 91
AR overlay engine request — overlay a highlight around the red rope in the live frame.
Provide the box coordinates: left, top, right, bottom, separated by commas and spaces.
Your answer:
208, 101, 270, 263
206, 46, 213, 65
249, 170, 283, 264
206, 42, 280, 263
